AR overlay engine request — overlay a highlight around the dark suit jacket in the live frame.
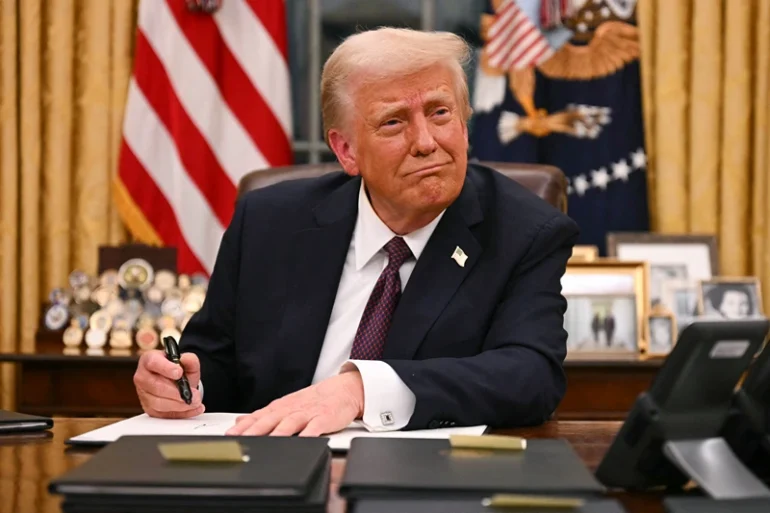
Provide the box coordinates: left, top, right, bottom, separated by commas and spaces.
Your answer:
180, 163, 580, 430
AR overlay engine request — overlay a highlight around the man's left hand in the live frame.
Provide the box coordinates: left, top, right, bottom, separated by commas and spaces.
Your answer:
225, 370, 364, 437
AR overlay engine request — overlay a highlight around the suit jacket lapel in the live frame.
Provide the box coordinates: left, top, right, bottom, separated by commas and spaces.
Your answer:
383, 177, 484, 360
276, 177, 359, 394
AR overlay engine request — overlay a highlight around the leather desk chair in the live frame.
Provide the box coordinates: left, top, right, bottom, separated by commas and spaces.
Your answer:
237, 162, 568, 213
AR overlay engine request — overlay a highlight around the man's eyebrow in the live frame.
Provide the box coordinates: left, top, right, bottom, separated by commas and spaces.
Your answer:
371, 91, 456, 120
423, 91, 455, 105
371, 103, 409, 121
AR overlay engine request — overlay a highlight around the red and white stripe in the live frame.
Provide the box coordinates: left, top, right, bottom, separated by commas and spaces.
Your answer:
117, 0, 292, 275
486, 0, 554, 71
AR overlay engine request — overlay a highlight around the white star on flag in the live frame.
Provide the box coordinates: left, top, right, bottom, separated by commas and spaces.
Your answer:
591, 167, 610, 189
631, 148, 647, 169
612, 159, 631, 181
573, 174, 590, 196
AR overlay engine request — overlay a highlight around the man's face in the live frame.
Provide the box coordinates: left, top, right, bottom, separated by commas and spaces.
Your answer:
719, 290, 750, 319
330, 64, 468, 223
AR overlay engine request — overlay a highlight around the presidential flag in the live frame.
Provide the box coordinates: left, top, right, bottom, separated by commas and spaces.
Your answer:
114, 0, 293, 275
470, 0, 649, 254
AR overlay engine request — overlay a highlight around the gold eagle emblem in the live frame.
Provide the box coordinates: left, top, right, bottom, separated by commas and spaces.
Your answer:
479, 0, 640, 139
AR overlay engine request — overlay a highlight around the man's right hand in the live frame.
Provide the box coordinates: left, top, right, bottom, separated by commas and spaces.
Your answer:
134, 350, 204, 418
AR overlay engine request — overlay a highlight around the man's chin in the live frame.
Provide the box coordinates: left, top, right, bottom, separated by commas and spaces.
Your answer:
411, 184, 459, 211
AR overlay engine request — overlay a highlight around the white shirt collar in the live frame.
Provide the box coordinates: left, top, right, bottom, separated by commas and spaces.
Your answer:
354, 180, 445, 271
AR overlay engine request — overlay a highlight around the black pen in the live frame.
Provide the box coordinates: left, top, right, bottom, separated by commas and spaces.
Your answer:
163, 336, 193, 405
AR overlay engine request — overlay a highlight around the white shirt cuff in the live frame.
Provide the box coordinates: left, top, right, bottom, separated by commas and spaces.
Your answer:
341, 360, 416, 432
197, 380, 203, 399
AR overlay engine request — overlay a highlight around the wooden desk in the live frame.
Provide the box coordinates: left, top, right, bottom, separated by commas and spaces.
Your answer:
1, 341, 663, 419
0, 418, 665, 513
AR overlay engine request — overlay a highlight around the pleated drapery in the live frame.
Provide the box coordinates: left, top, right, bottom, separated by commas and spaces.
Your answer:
0, 0, 139, 410
639, 0, 770, 311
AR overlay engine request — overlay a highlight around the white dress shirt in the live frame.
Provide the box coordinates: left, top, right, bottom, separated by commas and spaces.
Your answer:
310, 181, 445, 431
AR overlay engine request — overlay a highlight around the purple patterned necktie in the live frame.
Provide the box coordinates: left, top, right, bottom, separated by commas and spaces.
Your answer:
349, 236, 413, 360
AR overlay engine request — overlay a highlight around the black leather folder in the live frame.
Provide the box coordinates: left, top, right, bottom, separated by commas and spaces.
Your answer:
351, 498, 627, 513
48, 435, 330, 513
0, 410, 53, 433
664, 497, 770, 513
339, 438, 605, 499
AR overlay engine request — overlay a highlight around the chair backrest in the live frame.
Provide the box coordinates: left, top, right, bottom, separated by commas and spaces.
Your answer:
237, 161, 567, 212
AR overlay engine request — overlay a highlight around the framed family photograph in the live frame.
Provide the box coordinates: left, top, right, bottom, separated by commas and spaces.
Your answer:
561, 261, 649, 358
698, 277, 765, 320
646, 308, 677, 357
606, 233, 718, 308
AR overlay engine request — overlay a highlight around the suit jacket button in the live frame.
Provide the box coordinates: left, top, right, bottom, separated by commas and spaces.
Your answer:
428, 420, 440, 429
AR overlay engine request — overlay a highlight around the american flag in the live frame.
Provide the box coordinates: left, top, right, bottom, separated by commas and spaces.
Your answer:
115, 0, 292, 275
486, 0, 554, 71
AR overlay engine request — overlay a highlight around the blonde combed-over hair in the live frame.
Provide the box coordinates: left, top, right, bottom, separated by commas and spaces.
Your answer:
320, 27, 473, 144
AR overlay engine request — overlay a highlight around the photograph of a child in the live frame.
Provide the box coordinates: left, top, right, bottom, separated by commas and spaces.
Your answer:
700, 280, 763, 320
647, 315, 675, 355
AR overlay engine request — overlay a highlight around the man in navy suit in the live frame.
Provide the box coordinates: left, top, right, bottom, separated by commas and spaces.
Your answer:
133, 27, 579, 435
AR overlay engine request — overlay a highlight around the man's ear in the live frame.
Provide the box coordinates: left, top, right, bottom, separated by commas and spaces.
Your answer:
328, 129, 359, 177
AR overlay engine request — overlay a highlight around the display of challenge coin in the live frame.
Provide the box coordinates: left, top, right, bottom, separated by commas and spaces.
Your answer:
145, 285, 164, 305
74, 314, 89, 330
44, 304, 69, 331
89, 309, 113, 333
164, 287, 184, 302
157, 315, 177, 331
62, 319, 84, 347
191, 273, 209, 287
177, 274, 191, 291
136, 326, 159, 350
99, 269, 119, 288
109, 328, 133, 349
68, 269, 90, 289
49, 287, 71, 305
136, 312, 156, 329
182, 293, 204, 314
73, 285, 92, 304
161, 297, 184, 319
112, 314, 131, 332
154, 269, 177, 292
105, 298, 126, 318
85, 329, 107, 348
91, 285, 116, 307
118, 258, 154, 291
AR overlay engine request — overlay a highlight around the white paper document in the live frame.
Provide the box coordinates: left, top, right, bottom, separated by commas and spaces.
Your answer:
67, 413, 487, 451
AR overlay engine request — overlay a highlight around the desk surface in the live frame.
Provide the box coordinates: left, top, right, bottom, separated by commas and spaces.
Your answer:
0, 418, 665, 513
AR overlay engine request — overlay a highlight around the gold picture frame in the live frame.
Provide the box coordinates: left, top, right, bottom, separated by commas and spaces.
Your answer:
645, 305, 677, 358
697, 276, 765, 320
606, 232, 719, 309
562, 261, 650, 358
569, 245, 599, 263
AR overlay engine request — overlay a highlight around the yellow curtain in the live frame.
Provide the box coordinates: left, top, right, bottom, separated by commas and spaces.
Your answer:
0, 0, 139, 410
639, 0, 770, 310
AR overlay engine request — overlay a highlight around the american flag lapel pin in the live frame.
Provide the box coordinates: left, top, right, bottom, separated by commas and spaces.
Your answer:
451, 246, 468, 267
